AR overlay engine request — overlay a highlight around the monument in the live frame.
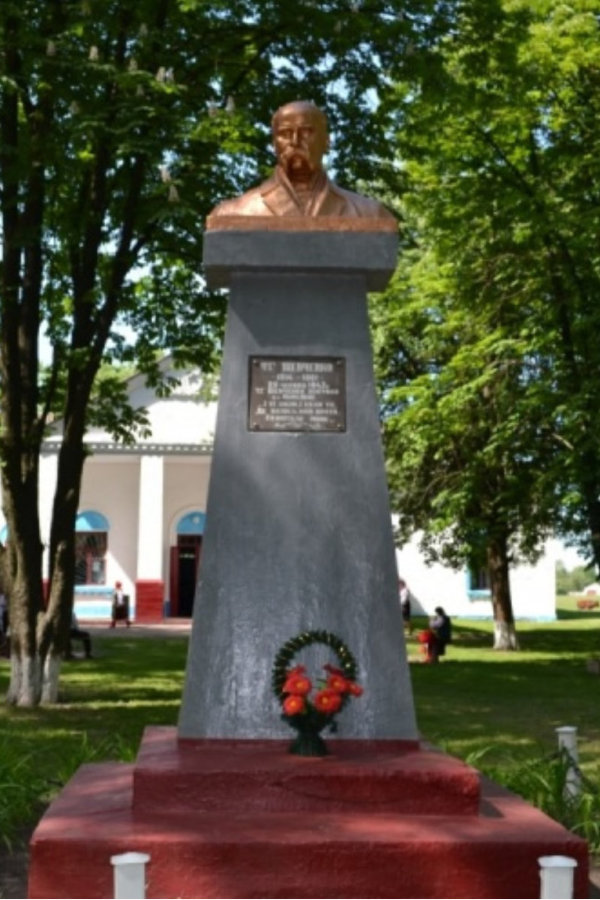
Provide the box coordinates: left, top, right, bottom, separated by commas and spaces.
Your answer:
28, 101, 588, 899
178, 99, 417, 742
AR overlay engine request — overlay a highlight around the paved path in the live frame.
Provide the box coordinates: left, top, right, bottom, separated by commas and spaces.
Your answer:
83, 619, 192, 638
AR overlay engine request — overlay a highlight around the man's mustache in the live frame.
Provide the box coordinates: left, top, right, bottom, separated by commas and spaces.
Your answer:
280, 146, 316, 170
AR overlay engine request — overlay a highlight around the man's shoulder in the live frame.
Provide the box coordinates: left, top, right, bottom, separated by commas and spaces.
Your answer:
210, 177, 275, 217
328, 181, 395, 220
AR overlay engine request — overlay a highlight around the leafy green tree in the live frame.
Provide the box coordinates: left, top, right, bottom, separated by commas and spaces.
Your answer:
0, 0, 430, 705
555, 562, 595, 596
374, 248, 556, 648
374, 0, 600, 643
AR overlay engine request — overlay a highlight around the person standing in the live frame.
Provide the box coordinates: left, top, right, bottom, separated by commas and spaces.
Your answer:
68, 612, 92, 659
110, 581, 130, 628
429, 606, 452, 663
398, 578, 412, 634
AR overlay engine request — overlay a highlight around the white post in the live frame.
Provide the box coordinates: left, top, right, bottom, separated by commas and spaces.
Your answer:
555, 725, 581, 799
111, 851, 150, 900
538, 855, 577, 899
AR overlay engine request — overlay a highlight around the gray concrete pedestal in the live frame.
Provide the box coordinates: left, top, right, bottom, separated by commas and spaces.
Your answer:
178, 223, 418, 740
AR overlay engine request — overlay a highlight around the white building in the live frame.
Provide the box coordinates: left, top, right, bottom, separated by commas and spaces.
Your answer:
16, 360, 556, 623
396, 539, 556, 622
35, 361, 216, 622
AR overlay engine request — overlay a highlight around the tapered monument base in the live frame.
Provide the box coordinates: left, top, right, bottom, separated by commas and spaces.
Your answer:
28, 727, 587, 899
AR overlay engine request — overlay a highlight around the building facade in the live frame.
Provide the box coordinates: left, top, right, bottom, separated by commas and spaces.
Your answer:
12, 361, 556, 623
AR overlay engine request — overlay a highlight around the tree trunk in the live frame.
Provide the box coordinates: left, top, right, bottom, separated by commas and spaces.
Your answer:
487, 535, 519, 650
39, 417, 89, 703
2, 458, 47, 705
3, 394, 90, 706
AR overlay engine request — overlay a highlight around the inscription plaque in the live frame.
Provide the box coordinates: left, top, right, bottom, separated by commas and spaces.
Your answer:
248, 356, 346, 432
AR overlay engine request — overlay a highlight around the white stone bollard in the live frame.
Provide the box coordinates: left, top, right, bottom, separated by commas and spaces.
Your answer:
555, 725, 581, 799
111, 851, 151, 899
538, 855, 577, 899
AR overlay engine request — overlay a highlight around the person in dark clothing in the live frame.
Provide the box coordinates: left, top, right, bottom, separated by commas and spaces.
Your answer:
398, 578, 412, 634
68, 612, 92, 659
110, 581, 130, 627
429, 606, 452, 663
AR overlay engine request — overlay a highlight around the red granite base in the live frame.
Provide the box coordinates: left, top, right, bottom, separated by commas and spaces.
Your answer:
28, 727, 588, 899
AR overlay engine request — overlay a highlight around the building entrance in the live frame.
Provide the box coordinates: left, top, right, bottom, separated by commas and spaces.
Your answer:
169, 511, 205, 617
176, 535, 202, 617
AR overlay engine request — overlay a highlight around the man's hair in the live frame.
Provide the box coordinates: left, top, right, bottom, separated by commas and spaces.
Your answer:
271, 100, 328, 134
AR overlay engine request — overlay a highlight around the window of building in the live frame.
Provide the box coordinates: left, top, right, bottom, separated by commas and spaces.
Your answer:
466, 566, 491, 599
74, 511, 109, 585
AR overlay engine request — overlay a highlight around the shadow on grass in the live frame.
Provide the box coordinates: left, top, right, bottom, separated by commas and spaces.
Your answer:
516, 627, 600, 653
410, 653, 600, 765
557, 607, 600, 622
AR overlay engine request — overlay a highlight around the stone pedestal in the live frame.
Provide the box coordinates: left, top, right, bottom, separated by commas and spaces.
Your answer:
28, 726, 588, 899
179, 219, 417, 740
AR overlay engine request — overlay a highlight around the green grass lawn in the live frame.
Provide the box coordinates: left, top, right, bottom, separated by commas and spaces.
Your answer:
0, 635, 189, 847
1, 600, 600, 849
408, 597, 600, 773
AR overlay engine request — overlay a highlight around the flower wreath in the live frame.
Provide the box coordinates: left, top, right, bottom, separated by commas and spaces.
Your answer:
272, 630, 363, 754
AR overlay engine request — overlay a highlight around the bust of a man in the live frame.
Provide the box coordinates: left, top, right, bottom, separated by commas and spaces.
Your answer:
209, 100, 394, 220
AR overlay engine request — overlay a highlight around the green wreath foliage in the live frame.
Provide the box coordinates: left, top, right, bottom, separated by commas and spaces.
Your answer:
271, 629, 358, 701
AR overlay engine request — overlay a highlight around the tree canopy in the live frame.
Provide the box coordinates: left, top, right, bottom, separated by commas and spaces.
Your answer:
373, 0, 600, 643
0, 0, 445, 704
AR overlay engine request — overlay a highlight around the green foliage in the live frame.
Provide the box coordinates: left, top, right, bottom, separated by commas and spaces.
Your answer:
1, 0, 446, 697
0, 0, 460, 440
0, 633, 188, 845
556, 562, 595, 595
374, 0, 600, 588
474, 747, 600, 854
0, 743, 45, 851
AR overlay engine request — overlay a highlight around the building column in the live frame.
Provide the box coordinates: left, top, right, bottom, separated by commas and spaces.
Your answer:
135, 455, 165, 622
39, 452, 59, 598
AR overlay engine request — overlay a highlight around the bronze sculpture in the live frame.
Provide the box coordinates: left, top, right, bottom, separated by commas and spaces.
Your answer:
209, 100, 395, 220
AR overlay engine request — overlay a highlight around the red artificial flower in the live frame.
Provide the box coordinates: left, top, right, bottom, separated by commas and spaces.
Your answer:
346, 681, 364, 697
282, 674, 312, 695
323, 663, 345, 676
283, 694, 306, 716
288, 665, 306, 676
314, 689, 343, 714
327, 673, 349, 694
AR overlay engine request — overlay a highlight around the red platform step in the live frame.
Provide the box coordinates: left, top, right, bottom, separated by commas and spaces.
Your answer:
134, 727, 480, 817
28, 726, 588, 899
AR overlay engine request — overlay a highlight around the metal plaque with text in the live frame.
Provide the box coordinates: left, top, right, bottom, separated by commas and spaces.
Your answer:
248, 356, 346, 433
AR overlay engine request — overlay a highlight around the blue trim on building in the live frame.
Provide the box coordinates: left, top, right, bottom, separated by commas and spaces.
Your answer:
75, 510, 109, 532
177, 511, 205, 535
74, 590, 136, 621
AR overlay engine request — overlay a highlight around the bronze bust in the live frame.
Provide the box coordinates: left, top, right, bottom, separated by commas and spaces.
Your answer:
209, 100, 395, 220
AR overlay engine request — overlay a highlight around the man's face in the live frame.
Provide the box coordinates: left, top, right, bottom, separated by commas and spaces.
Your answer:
273, 108, 328, 178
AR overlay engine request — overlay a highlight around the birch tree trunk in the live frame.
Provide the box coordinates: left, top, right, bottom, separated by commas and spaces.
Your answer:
487, 535, 519, 650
